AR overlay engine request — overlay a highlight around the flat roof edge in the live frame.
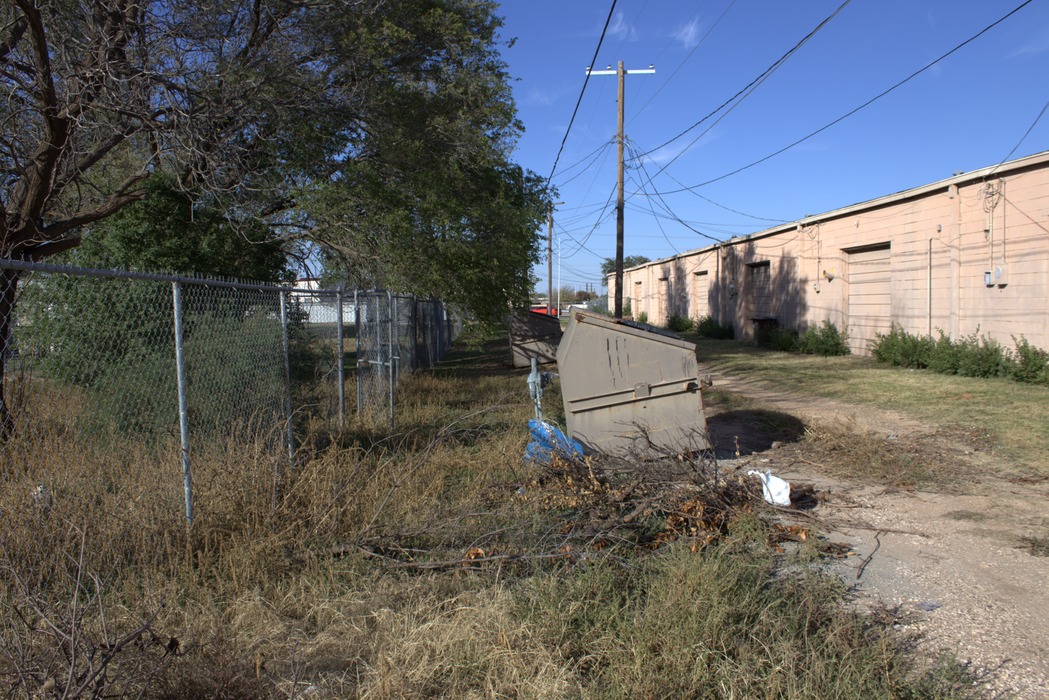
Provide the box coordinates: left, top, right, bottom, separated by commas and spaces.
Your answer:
613, 149, 1049, 274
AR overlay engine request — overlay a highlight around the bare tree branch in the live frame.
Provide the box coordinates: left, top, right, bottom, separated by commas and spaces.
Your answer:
0, 15, 29, 63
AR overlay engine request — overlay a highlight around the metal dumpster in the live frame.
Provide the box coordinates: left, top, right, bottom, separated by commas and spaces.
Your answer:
556, 310, 710, 455
508, 310, 563, 368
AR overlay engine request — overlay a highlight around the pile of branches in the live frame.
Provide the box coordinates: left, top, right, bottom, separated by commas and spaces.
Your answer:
336, 429, 838, 574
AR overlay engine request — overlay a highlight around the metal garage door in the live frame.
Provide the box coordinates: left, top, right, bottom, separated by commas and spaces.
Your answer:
691, 270, 709, 318
847, 244, 891, 355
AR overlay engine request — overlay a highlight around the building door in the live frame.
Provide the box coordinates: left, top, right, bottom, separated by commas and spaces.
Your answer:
846, 244, 891, 355
692, 271, 709, 318
748, 261, 772, 317
657, 277, 668, 325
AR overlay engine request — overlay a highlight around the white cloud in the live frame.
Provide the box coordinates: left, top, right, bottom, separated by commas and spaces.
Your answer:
638, 132, 720, 166
526, 86, 555, 106
608, 11, 638, 42
1006, 23, 1049, 60
675, 18, 702, 49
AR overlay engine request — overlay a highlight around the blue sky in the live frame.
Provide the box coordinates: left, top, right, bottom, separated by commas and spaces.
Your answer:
498, 0, 1049, 296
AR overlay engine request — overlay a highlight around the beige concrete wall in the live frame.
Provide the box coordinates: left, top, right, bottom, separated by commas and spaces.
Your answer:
609, 152, 1049, 355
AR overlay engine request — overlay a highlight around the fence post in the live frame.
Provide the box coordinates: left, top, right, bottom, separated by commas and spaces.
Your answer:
336, 288, 345, 426
171, 281, 193, 527
280, 291, 294, 462
355, 289, 361, 415
387, 290, 394, 423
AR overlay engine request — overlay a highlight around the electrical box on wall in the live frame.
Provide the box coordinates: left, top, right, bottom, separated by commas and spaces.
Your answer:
984, 267, 1009, 287
993, 265, 1008, 286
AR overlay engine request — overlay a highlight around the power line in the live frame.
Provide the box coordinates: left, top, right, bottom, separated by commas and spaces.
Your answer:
988, 96, 1049, 177
553, 139, 616, 180
553, 139, 616, 189
627, 0, 737, 127
626, 140, 724, 245
546, 0, 619, 184
661, 170, 788, 222
666, 0, 1036, 193
629, 0, 852, 164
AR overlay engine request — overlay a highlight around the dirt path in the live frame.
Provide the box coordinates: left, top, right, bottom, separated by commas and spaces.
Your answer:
706, 372, 1049, 699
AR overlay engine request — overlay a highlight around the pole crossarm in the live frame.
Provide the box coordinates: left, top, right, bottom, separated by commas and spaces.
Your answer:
586, 67, 656, 75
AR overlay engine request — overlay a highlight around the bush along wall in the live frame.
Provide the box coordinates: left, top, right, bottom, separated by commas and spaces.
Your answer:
870, 324, 1049, 386
757, 320, 851, 357
694, 315, 735, 339
666, 314, 694, 334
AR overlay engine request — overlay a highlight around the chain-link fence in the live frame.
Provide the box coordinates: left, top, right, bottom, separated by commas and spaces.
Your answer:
350, 291, 459, 420
0, 259, 458, 524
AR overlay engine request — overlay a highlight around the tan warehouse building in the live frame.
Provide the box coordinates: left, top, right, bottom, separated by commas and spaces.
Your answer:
610, 150, 1049, 355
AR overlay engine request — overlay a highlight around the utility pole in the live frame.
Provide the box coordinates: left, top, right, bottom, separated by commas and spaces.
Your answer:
586, 62, 654, 318
547, 201, 563, 315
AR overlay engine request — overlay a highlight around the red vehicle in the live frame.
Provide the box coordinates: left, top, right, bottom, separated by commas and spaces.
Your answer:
530, 306, 558, 317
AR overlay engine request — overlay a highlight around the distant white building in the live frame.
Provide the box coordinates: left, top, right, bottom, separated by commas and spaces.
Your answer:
292, 278, 360, 325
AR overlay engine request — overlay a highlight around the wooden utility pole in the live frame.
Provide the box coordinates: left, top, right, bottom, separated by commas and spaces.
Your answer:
586, 62, 654, 318
548, 202, 563, 315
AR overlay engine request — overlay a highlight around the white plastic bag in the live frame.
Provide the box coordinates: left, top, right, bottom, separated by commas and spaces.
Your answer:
747, 469, 791, 506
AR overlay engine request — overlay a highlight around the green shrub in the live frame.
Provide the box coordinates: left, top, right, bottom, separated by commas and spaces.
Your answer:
754, 323, 799, 352
870, 325, 1049, 386
956, 328, 1008, 378
870, 323, 931, 368
1007, 335, 1049, 385
926, 329, 961, 374
636, 311, 648, 324
767, 326, 799, 352
694, 314, 734, 339
666, 314, 693, 333
797, 320, 850, 356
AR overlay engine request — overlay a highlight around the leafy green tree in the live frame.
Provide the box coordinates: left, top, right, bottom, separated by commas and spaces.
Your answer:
1, 0, 546, 430
14, 174, 297, 434
66, 175, 293, 282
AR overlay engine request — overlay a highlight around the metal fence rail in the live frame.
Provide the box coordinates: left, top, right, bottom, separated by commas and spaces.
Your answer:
0, 259, 458, 524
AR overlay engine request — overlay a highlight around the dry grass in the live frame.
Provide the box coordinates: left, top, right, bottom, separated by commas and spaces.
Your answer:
220, 572, 581, 699
0, 340, 549, 698
0, 334, 992, 699
798, 418, 970, 489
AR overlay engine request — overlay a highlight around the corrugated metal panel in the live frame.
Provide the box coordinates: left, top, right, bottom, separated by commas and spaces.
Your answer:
847, 245, 892, 354
749, 262, 772, 317
692, 271, 709, 318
